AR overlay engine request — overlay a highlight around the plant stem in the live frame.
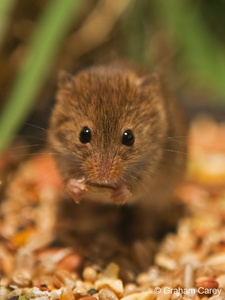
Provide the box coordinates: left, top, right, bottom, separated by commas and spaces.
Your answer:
0, 0, 83, 153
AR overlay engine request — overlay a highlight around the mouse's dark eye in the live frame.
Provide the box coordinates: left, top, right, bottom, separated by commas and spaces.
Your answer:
79, 126, 91, 144
122, 129, 135, 146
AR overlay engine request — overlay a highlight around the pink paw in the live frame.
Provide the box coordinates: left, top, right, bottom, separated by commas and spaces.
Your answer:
67, 179, 86, 203
111, 184, 131, 205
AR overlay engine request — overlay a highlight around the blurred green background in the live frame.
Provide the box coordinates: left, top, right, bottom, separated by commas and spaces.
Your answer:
0, 0, 225, 153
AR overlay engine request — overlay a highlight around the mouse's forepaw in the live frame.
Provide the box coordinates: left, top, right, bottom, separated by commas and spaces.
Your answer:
111, 184, 131, 205
67, 178, 86, 204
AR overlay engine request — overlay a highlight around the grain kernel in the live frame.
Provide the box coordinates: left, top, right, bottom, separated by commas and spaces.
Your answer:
83, 267, 97, 282
195, 277, 219, 290
99, 288, 118, 300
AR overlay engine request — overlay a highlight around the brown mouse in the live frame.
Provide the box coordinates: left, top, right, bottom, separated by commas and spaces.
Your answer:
48, 64, 187, 206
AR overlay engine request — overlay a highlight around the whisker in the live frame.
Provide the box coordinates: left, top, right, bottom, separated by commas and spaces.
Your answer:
25, 123, 49, 133
165, 135, 189, 140
164, 149, 188, 156
8, 152, 72, 158
9, 144, 45, 150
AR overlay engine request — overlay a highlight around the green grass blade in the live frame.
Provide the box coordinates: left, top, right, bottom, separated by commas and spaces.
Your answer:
0, 0, 83, 153
155, 0, 225, 98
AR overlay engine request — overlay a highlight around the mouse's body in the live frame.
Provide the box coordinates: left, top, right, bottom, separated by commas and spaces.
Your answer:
48, 64, 187, 206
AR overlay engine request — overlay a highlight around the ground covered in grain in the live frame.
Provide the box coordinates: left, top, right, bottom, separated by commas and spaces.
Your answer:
0, 116, 225, 300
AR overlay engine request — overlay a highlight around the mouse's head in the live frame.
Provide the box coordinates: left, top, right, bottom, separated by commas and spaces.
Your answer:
49, 66, 168, 203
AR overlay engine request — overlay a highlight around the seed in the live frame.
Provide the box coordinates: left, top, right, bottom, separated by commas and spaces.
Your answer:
73, 286, 88, 298
0, 287, 9, 300
183, 263, 194, 289
60, 287, 75, 300
53, 270, 76, 290
98, 288, 118, 300
11, 269, 32, 287
171, 292, 182, 300
195, 277, 219, 290
95, 279, 123, 298
101, 263, 119, 279
39, 284, 49, 291
57, 253, 82, 272
124, 284, 138, 296
121, 290, 156, 300
155, 253, 177, 271
88, 288, 99, 296
79, 297, 97, 300
83, 267, 97, 282
206, 253, 225, 266
156, 288, 172, 300
136, 273, 150, 286
216, 274, 225, 289
32, 275, 54, 289
6, 289, 22, 299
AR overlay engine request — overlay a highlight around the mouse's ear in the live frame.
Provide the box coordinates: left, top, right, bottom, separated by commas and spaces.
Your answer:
58, 70, 74, 90
136, 73, 160, 88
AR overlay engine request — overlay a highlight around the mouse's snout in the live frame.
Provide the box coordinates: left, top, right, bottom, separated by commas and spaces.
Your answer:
83, 155, 124, 186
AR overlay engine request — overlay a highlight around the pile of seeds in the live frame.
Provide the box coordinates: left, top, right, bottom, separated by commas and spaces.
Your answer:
0, 115, 225, 300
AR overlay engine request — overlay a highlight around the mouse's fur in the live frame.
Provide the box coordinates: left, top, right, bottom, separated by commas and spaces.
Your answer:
49, 65, 187, 206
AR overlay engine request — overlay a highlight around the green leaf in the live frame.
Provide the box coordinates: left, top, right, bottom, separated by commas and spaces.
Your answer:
154, 0, 225, 98
0, 0, 83, 153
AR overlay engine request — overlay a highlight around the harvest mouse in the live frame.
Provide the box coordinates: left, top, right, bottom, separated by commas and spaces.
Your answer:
48, 64, 187, 207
